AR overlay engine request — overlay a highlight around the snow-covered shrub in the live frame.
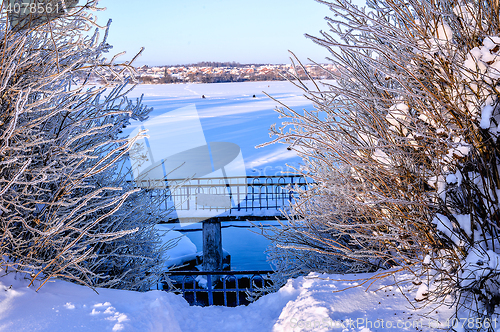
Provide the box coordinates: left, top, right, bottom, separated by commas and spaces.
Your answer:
262, 0, 500, 326
263, 165, 380, 284
0, 1, 167, 291
80, 160, 171, 291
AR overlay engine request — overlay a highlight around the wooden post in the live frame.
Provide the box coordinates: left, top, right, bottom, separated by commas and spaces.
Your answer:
202, 219, 222, 271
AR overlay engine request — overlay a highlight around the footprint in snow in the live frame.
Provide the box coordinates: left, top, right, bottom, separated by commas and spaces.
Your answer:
90, 302, 111, 315
89, 302, 128, 331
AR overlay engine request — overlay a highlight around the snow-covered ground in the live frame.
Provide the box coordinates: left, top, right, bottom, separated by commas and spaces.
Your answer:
0, 269, 455, 332
156, 225, 199, 269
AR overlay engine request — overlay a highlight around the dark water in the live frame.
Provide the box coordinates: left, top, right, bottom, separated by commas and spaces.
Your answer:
180, 221, 279, 271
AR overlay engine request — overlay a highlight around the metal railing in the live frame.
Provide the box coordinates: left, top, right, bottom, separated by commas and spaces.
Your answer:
135, 175, 311, 215
158, 270, 274, 307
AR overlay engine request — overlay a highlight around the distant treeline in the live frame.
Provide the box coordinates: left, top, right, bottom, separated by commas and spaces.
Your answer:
139, 72, 285, 84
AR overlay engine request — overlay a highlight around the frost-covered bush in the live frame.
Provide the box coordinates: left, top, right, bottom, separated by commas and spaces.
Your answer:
263, 0, 500, 326
0, 1, 167, 291
263, 165, 381, 283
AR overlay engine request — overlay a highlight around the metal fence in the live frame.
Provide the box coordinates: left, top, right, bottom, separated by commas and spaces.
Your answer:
158, 270, 274, 307
135, 175, 311, 215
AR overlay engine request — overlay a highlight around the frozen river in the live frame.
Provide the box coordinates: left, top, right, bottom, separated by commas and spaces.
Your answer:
126, 80, 315, 176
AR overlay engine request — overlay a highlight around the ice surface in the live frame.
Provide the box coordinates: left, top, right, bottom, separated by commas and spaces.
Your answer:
123, 81, 316, 174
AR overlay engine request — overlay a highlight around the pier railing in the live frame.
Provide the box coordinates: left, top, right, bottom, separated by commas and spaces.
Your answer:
135, 175, 311, 216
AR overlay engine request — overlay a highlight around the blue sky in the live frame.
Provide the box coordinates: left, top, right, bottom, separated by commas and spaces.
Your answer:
94, 0, 358, 66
